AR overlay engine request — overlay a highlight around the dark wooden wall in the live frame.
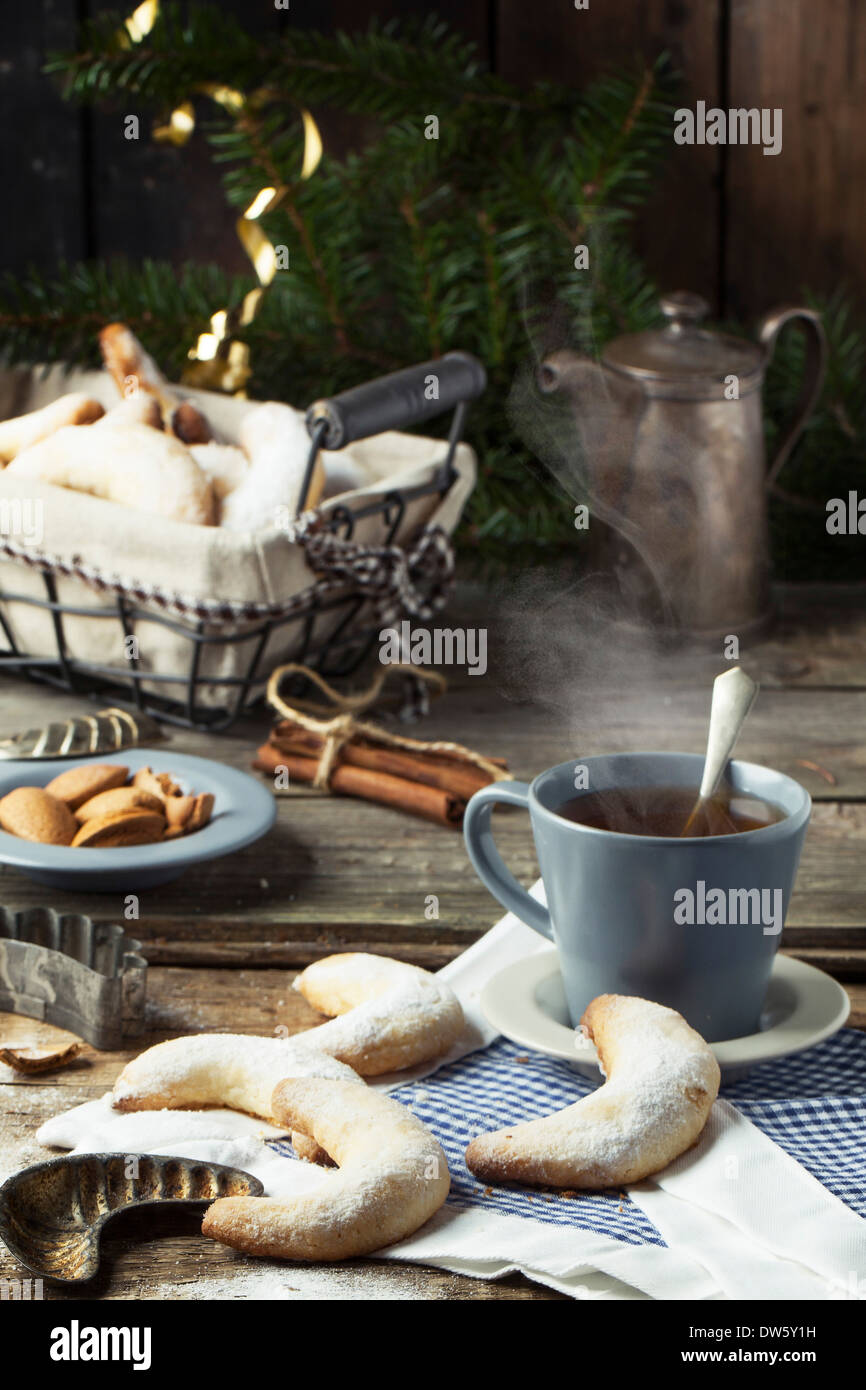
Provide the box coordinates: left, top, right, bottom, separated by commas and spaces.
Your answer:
3, 0, 865, 319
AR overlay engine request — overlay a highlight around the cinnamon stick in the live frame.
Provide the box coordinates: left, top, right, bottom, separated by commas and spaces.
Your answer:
276, 722, 508, 778
254, 744, 465, 827
269, 729, 500, 799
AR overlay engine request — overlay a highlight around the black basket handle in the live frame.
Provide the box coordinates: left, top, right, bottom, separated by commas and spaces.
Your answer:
305, 351, 487, 450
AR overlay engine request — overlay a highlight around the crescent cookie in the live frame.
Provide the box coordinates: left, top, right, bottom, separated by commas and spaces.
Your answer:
190, 442, 248, 500
99, 323, 214, 443
293, 952, 465, 1076
202, 1077, 450, 1260
466, 994, 720, 1189
7, 420, 215, 525
100, 393, 164, 430
99, 321, 177, 417
0, 392, 104, 463
112, 1033, 363, 1122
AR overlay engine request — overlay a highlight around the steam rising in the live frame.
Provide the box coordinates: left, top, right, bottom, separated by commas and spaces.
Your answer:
508, 355, 677, 628
492, 563, 672, 719
506, 326, 768, 638
496, 344, 708, 738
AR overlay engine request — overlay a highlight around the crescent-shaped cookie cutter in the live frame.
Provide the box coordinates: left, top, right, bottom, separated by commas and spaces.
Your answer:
0, 1153, 263, 1283
0, 906, 146, 1049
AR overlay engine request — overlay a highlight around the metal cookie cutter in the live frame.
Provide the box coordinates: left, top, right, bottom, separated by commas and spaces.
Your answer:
0, 1153, 263, 1283
0, 907, 146, 1049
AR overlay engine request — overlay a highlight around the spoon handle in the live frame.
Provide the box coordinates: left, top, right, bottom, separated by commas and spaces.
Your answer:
698, 667, 760, 801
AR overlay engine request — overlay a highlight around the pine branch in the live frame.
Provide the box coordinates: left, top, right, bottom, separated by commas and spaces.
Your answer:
50, 7, 566, 120
0, 260, 250, 377
29, 13, 687, 560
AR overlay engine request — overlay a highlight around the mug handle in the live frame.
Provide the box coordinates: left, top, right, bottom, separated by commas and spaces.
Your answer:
463, 782, 554, 941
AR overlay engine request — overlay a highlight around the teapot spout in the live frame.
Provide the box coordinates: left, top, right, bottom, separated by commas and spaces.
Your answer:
537, 349, 646, 457
539, 348, 609, 398
536, 348, 646, 480
535, 348, 677, 630
536, 351, 574, 396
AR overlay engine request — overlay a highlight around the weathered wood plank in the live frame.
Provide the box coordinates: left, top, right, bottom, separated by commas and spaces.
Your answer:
0, 791, 862, 959
0, 637, 865, 795
4, 1236, 564, 1301
0, 0, 85, 274
756, 587, 866, 688
0, 610, 863, 962
448, 582, 866, 692
838, 978, 865, 1029
726, 0, 866, 317
1, 961, 863, 1096
788, 949, 866, 987
82, 0, 278, 274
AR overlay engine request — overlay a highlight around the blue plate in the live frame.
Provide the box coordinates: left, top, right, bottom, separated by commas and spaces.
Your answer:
0, 749, 276, 892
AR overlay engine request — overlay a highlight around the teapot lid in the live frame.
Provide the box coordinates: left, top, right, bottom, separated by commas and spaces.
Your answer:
602, 292, 764, 391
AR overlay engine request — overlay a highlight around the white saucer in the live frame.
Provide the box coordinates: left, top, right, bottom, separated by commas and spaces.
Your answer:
480, 950, 850, 1081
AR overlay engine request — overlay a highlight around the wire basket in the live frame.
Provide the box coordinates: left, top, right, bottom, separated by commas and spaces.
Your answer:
0, 353, 485, 732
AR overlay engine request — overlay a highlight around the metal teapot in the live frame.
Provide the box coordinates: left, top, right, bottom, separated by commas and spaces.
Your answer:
538, 292, 827, 637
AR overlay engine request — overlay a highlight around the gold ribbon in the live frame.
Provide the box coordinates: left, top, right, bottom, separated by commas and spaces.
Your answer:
266, 663, 512, 790
122, 1, 325, 393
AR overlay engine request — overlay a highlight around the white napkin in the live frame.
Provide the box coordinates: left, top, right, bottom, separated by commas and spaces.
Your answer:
36, 1096, 326, 1198
633, 1101, 866, 1299
31, 884, 866, 1300
38, 1094, 713, 1298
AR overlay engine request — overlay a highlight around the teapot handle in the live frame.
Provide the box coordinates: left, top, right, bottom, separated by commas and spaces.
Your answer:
757, 307, 827, 492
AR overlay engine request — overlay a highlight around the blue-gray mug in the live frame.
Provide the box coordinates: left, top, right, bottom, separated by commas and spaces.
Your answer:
463, 753, 811, 1041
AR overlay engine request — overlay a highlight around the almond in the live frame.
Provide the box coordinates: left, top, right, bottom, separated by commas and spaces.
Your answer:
131, 767, 183, 802
164, 794, 195, 829
71, 809, 166, 849
130, 767, 164, 800
76, 787, 164, 822
184, 792, 214, 834
45, 763, 129, 811
0, 786, 78, 845
0, 1042, 82, 1073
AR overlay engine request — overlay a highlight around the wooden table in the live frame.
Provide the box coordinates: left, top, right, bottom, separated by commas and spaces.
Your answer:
1, 582, 864, 1300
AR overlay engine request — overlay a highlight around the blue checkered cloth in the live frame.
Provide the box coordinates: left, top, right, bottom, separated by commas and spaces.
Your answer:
375, 1029, 866, 1249
268, 1030, 866, 1250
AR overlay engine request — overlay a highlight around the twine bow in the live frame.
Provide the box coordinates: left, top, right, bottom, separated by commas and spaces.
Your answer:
266, 663, 512, 789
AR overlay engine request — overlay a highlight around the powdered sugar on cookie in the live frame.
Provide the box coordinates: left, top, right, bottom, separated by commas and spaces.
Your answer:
202, 1077, 450, 1261
113, 1033, 363, 1120
292, 953, 465, 1075
466, 993, 720, 1189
